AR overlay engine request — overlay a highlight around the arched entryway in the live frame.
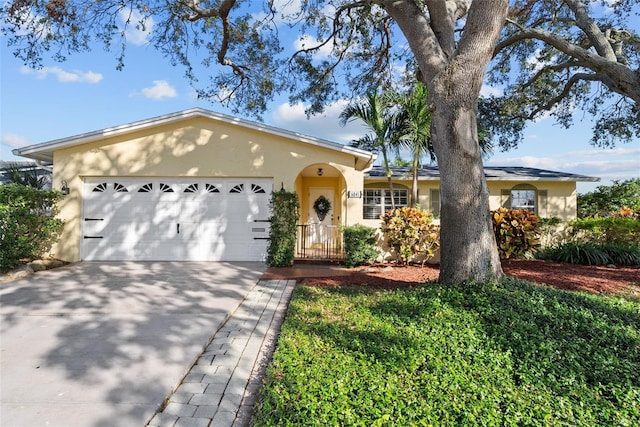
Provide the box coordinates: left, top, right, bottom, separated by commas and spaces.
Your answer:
294, 163, 347, 261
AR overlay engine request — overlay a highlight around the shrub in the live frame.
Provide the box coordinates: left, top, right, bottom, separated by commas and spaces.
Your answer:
601, 243, 640, 265
577, 178, 640, 218
538, 216, 568, 248
613, 206, 640, 219
342, 225, 378, 267
266, 189, 299, 267
491, 208, 541, 259
380, 206, 439, 264
569, 216, 640, 246
0, 184, 64, 271
537, 242, 640, 266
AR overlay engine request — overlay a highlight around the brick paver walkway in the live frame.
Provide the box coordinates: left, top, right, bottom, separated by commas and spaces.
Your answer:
147, 279, 295, 427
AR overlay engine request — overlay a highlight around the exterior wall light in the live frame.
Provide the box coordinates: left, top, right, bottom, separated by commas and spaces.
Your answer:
317, 168, 323, 176
61, 180, 70, 195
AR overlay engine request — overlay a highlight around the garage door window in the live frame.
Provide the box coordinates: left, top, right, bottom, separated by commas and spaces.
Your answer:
185, 183, 198, 193
206, 184, 220, 193
138, 183, 153, 192
160, 183, 174, 192
114, 183, 128, 192
251, 184, 266, 193
92, 183, 107, 192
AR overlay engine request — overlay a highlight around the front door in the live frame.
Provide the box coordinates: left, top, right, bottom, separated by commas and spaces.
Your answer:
308, 187, 334, 226
306, 187, 339, 255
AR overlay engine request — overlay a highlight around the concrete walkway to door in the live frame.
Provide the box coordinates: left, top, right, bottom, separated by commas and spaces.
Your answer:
0, 261, 276, 427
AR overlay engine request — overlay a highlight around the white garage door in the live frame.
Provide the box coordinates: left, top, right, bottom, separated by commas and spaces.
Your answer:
81, 178, 272, 261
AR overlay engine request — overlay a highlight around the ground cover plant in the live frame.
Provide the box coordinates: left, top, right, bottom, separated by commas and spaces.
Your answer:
254, 279, 640, 426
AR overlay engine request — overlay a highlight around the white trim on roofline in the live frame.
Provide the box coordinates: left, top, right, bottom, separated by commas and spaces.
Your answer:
12, 108, 377, 168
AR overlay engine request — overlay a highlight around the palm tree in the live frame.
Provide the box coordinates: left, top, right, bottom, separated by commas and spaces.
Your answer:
340, 92, 400, 209
393, 83, 494, 207
392, 82, 432, 207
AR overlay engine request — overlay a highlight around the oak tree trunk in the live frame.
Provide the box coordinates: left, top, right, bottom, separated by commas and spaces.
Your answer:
385, 0, 509, 284
430, 94, 504, 284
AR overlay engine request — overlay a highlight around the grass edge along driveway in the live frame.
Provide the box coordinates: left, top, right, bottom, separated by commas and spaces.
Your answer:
254, 278, 640, 426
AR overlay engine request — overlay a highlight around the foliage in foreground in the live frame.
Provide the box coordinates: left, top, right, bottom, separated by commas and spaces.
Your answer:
255, 280, 640, 426
0, 184, 64, 271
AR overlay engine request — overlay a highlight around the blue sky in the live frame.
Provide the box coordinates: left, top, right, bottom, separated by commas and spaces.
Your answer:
1, 9, 638, 194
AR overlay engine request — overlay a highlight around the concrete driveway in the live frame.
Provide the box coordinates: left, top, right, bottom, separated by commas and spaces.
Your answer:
0, 261, 265, 427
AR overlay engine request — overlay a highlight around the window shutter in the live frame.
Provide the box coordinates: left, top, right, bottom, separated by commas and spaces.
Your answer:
501, 189, 511, 208
537, 190, 548, 217
430, 189, 440, 218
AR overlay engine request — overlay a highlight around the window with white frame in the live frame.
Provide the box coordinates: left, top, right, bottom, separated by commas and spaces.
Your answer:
511, 189, 536, 212
363, 187, 409, 219
504, 184, 543, 214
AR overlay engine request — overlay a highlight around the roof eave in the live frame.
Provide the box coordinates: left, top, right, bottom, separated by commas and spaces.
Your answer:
11, 108, 377, 166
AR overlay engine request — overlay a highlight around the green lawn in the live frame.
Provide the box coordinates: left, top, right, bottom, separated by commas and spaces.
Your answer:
254, 279, 640, 426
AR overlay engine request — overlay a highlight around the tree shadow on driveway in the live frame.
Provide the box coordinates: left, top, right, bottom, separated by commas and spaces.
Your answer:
0, 261, 265, 426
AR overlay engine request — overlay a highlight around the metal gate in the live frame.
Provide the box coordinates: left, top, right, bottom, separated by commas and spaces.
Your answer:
296, 224, 344, 260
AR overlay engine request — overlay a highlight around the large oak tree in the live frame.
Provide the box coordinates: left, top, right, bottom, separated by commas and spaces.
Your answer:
3, 0, 638, 283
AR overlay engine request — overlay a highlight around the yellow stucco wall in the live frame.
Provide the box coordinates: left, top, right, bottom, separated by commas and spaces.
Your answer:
48, 114, 580, 262
486, 180, 578, 220
356, 179, 578, 231
51, 116, 367, 261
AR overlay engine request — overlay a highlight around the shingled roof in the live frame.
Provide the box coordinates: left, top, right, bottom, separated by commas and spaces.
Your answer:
365, 165, 600, 182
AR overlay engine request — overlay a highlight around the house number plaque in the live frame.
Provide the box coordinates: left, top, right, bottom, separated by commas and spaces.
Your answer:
347, 190, 362, 198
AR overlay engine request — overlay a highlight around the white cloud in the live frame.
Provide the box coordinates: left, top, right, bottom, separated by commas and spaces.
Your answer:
1, 133, 30, 148
526, 48, 558, 73
253, 0, 304, 26
119, 9, 154, 46
486, 150, 640, 184
564, 147, 640, 158
271, 101, 368, 144
480, 84, 503, 97
139, 80, 177, 100
293, 34, 334, 60
20, 66, 103, 83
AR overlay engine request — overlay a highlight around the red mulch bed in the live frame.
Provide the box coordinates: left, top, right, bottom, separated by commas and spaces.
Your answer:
294, 260, 640, 297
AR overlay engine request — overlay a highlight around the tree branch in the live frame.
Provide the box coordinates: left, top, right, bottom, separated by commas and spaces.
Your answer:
174, 0, 250, 77
291, 2, 368, 58
497, 23, 616, 72
383, 0, 447, 80
424, 0, 468, 57
563, 0, 617, 61
520, 59, 586, 90
495, 21, 640, 103
526, 72, 600, 119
